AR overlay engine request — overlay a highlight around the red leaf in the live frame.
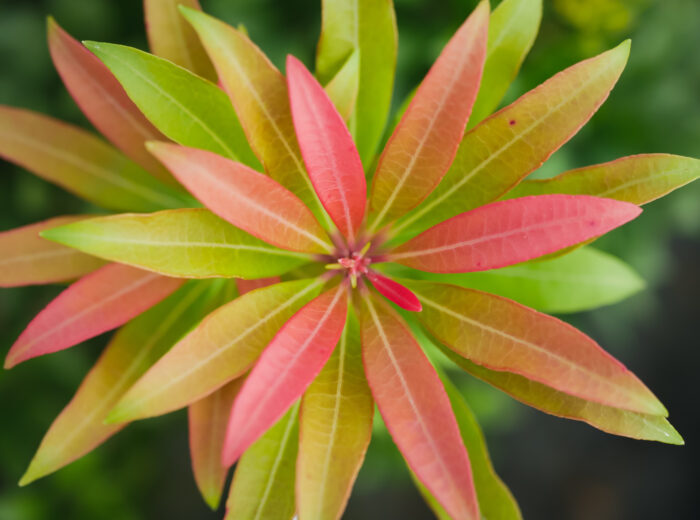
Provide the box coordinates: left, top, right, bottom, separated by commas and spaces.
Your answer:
235, 277, 280, 296
286, 55, 366, 243
222, 284, 348, 465
360, 295, 479, 520
148, 142, 334, 254
5, 264, 182, 368
367, 271, 422, 312
390, 195, 641, 273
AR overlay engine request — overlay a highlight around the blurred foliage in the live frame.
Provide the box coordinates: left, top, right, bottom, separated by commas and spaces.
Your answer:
0, 0, 697, 519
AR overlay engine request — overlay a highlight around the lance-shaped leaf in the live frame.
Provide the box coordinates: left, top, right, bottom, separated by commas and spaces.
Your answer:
367, 271, 422, 312
441, 346, 682, 445
367, 2, 488, 232
406, 280, 666, 416
380, 246, 645, 314
42, 209, 310, 280
225, 404, 299, 520
144, 0, 217, 81
181, 8, 332, 230
148, 143, 333, 254
316, 0, 398, 164
5, 264, 182, 368
0, 106, 193, 212
48, 18, 177, 187
106, 278, 324, 423
323, 49, 359, 122
84, 42, 260, 170
287, 55, 366, 242
389, 195, 641, 273
468, 0, 542, 129
411, 369, 522, 520
236, 277, 280, 295
506, 154, 700, 205
223, 285, 348, 465
189, 378, 244, 510
0, 217, 105, 287
391, 40, 631, 240
297, 311, 373, 520
360, 294, 479, 520
19, 280, 222, 485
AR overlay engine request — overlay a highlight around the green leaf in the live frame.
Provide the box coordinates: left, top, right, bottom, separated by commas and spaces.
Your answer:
41, 208, 311, 280
323, 49, 360, 122
225, 403, 299, 520
19, 280, 224, 485
467, 0, 542, 129
84, 42, 261, 170
378, 246, 645, 314
316, 0, 398, 165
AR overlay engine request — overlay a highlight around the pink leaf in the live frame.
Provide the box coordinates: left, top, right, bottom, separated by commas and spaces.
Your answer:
47, 18, 177, 187
5, 264, 182, 368
148, 142, 334, 254
367, 271, 422, 312
390, 195, 641, 273
286, 55, 366, 243
235, 277, 281, 296
360, 295, 479, 520
367, 1, 489, 232
222, 284, 348, 466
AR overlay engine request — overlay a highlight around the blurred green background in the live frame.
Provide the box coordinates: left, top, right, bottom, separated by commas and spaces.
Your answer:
0, 0, 698, 518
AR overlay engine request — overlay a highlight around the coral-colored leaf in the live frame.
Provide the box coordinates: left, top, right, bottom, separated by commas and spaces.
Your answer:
148, 143, 333, 254
392, 40, 631, 240
47, 18, 177, 187
368, 1, 489, 232
406, 281, 666, 415
316, 0, 397, 164
506, 154, 700, 205
181, 8, 332, 230
367, 271, 421, 312
18, 280, 223, 486
85, 41, 260, 170
441, 346, 683, 445
5, 264, 182, 368
106, 279, 324, 423
223, 285, 348, 465
360, 295, 479, 520
0, 106, 193, 212
189, 378, 244, 510
225, 404, 299, 520
287, 55, 366, 242
144, 0, 217, 81
390, 195, 641, 273
42, 209, 310, 279
0, 217, 105, 287
297, 311, 373, 520
236, 277, 280, 295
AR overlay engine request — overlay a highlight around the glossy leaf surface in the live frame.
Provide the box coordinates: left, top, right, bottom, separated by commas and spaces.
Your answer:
149, 143, 333, 254
107, 279, 324, 422
287, 55, 366, 241
0, 217, 105, 287
360, 295, 479, 520
368, 1, 488, 231
6, 264, 182, 368
316, 0, 397, 164
42, 209, 310, 279
86, 42, 260, 169
48, 18, 176, 186
223, 285, 348, 465
367, 271, 422, 312
225, 404, 299, 520
182, 8, 331, 228
0, 106, 192, 212
144, 0, 217, 81
323, 49, 359, 122
390, 195, 641, 273
297, 311, 373, 520
19, 281, 222, 485
392, 41, 631, 240
406, 281, 666, 415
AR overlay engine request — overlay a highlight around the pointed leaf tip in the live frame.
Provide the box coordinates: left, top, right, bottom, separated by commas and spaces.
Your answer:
367, 271, 422, 312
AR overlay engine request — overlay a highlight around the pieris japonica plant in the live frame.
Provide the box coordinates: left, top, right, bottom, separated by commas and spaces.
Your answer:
1, 0, 698, 518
